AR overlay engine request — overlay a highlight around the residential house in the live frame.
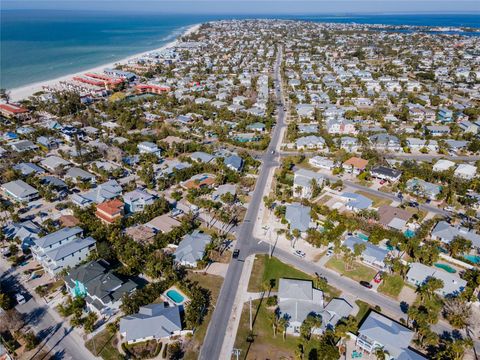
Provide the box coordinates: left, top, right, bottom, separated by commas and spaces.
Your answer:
285, 203, 311, 233
40, 156, 71, 172
212, 184, 236, 202
454, 164, 477, 180
406, 138, 438, 152
180, 173, 215, 190
123, 189, 155, 213
406, 178, 442, 200
438, 108, 453, 122
431, 221, 480, 249
298, 124, 318, 134
96, 199, 124, 224
9, 140, 38, 153
406, 262, 467, 297
342, 157, 368, 175
339, 136, 360, 152
425, 125, 450, 137
458, 120, 478, 134
65, 260, 137, 315
308, 156, 335, 170
0, 103, 29, 119
190, 151, 215, 163
173, 230, 211, 267
293, 168, 325, 199
326, 118, 357, 135
246, 122, 266, 132
356, 312, 426, 359
125, 225, 156, 244
137, 141, 161, 157
146, 214, 181, 234
120, 303, 182, 344
340, 192, 373, 212
224, 154, 243, 172
66, 167, 97, 184
3, 220, 41, 250
432, 159, 455, 172
71, 180, 122, 207
1, 180, 38, 202
378, 205, 412, 231
295, 135, 326, 150
370, 166, 402, 182
369, 134, 401, 152
13, 162, 45, 176
296, 104, 315, 118
343, 236, 389, 270
277, 279, 324, 335
31, 227, 96, 276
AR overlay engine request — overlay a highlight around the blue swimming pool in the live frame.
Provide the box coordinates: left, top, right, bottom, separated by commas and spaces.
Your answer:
166, 289, 185, 304
357, 233, 369, 241
404, 229, 415, 238
463, 254, 480, 264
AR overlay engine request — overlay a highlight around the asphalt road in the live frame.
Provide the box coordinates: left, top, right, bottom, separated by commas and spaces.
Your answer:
318, 172, 449, 216
199, 46, 286, 360
0, 259, 97, 360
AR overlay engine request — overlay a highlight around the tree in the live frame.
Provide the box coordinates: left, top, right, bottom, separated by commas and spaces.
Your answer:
167, 341, 184, 360
374, 347, 389, 360
300, 313, 322, 341
278, 316, 289, 340
417, 277, 443, 301
0, 88, 10, 103
442, 297, 471, 329
317, 331, 340, 360
23, 331, 39, 351
0, 292, 12, 310
83, 312, 98, 333
448, 236, 472, 257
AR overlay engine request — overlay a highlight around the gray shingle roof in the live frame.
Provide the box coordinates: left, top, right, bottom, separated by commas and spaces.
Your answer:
120, 303, 182, 342
2, 180, 38, 199
285, 203, 311, 232
35, 227, 83, 249
174, 230, 211, 265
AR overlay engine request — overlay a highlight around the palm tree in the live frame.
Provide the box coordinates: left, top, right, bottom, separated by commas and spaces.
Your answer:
374, 347, 389, 360
278, 316, 289, 340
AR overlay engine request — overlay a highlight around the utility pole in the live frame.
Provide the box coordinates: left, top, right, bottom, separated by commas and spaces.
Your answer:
249, 297, 253, 331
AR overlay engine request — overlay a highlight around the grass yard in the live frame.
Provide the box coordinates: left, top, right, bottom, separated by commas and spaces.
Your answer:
234, 298, 300, 359
378, 274, 404, 298
248, 255, 341, 301
356, 191, 392, 207
183, 272, 224, 360
248, 255, 315, 292
325, 258, 377, 282
355, 300, 371, 323
85, 329, 122, 360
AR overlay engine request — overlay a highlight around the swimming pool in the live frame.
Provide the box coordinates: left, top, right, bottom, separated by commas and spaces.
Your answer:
463, 254, 480, 264
357, 233, 369, 241
166, 289, 185, 304
404, 229, 415, 238
434, 263, 456, 273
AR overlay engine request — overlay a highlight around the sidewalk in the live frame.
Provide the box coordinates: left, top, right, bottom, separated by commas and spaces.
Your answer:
218, 254, 256, 360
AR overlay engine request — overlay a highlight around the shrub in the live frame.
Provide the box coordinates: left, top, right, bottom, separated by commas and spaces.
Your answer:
162, 343, 168, 358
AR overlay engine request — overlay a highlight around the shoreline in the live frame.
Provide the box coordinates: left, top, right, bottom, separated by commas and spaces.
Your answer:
9, 23, 202, 102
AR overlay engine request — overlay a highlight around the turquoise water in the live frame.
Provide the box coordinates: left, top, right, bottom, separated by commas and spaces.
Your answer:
434, 263, 456, 273
357, 233, 369, 241
1, 11, 480, 89
404, 229, 415, 238
463, 254, 480, 264
166, 289, 184, 304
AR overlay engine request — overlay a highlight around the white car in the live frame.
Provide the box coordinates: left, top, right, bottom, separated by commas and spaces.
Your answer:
326, 250, 334, 257
15, 293, 26, 305
293, 250, 306, 258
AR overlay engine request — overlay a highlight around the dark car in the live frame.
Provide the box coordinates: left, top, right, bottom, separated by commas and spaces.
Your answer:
232, 249, 240, 259
360, 281, 373, 289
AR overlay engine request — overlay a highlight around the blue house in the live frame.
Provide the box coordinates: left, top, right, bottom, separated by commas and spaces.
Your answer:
438, 108, 453, 122
123, 189, 156, 213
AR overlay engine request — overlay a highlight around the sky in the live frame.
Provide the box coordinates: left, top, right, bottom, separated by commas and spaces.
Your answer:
3, 0, 480, 14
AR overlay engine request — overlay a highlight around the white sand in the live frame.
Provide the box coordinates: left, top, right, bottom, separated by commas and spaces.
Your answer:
9, 23, 202, 102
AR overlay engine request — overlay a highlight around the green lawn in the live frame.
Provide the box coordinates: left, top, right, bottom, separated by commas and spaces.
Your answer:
355, 300, 371, 324
356, 191, 392, 207
234, 297, 301, 359
183, 272, 224, 360
325, 258, 377, 282
85, 329, 122, 360
378, 274, 404, 298
248, 255, 341, 301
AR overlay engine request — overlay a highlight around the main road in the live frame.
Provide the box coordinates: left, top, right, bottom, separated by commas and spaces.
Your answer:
199, 46, 286, 360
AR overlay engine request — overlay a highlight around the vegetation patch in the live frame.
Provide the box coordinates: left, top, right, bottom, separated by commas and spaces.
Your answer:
325, 258, 377, 282
378, 274, 404, 298
85, 329, 123, 360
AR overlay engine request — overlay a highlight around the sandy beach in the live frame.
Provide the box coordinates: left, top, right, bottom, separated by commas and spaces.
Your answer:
9, 23, 201, 102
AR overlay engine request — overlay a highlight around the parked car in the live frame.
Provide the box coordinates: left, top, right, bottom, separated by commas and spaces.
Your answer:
359, 281, 373, 289
293, 250, 306, 258
373, 272, 383, 284
379, 180, 386, 185
444, 206, 455, 213
171, 208, 184, 217
15, 293, 26, 305
232, 249, 240, 259
326, 250, 334, 257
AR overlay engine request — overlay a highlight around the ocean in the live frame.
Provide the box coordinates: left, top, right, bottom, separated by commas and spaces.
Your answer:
1, 10, 479, 90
